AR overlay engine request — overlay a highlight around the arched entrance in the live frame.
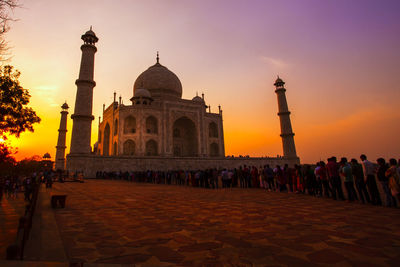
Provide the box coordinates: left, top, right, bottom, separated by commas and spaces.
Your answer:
173, 117, 197, 157
145, 140, 158, 156
209, 122, 218, 138
123, 139, 135, 155
146, 116, 158, 134
210, 142, 219, 157
103, 123, 110, 156
124, 116, 136, 134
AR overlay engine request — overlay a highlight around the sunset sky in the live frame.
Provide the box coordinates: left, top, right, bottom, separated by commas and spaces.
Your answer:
5, 0, 400, 163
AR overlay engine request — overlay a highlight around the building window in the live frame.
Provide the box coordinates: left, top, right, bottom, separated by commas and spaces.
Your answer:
123, 116, 136, 134
145, 140, 158, 156
210, 142, 219, 157
123, 139, 135, 155
146, 116, 158, 134
209, 122, 218, 138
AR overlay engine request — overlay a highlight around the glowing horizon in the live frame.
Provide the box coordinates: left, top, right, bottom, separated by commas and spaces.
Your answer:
5, 0, 400, 164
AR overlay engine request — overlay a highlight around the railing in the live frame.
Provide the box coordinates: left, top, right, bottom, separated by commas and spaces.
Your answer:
6, 183, 39, 260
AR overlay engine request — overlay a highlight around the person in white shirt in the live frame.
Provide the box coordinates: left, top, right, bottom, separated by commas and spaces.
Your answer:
360, 154, 382, 205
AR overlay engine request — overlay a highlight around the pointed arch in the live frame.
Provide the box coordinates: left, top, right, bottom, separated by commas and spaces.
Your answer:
173, 116, 197, 157
103, 123, 110, 156
210, 142, 219, 157
146, 116, 158, 134
145, 139, 158, 156
123, 139, 135, 155
124, 116, 136, 134
209, 122, 218, 138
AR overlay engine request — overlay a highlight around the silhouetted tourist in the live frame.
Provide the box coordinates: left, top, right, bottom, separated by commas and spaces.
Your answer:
274, 165, 286, 192
265, 165, 274, 191
304, 165, 316, 196
238, 166, 245, 188
44, 170, 53, 188
228, 169, 234, 188
351, 159, 370, 204
340, 157, 356, 202
360, 154, 381, 205
386, 158, 400, 203
260, 166, 266, 189
212, 168, 219, 189
316, 161, 331, 197
23, 176, 33, 201
221, 169, 228, 188
326, 157, 345, 200
294, 165, 304, 193
243, 165, 250, 188
376, 158, 395, 207
314, 162, 323, 197
251, 166, 258, 188
283, 164, 291, 192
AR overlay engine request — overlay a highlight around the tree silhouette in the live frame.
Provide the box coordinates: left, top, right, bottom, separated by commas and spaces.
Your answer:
0, 65, 41, 163
0, 65, 41, 138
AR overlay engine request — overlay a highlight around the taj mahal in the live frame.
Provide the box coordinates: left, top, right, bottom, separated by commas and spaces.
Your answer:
55, 28, 299, 177
98, 52, 224, 158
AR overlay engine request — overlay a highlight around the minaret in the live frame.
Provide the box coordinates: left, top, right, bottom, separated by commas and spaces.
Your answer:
55, 102, 69, 170
69, 27, 98, 154
274, 76, 297, 158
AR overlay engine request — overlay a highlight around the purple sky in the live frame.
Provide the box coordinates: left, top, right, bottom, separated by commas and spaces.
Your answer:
6, 0, 400, 162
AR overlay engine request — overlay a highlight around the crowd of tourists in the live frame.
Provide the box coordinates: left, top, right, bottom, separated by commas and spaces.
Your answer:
3, 154, 399, 208
0, 171, 54, 202
96, 154, 400, 207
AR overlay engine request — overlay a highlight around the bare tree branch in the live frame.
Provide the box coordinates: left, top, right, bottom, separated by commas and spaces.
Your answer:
0, 0, 20, 61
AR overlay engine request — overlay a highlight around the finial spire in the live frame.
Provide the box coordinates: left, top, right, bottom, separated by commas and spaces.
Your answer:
90, 25, 92, 31
274, 75, 285, 87
156, 51, 159, 63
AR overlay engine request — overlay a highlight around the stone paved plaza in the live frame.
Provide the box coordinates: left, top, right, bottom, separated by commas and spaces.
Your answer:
0, 194, 26, 259
41, 180, 400, 266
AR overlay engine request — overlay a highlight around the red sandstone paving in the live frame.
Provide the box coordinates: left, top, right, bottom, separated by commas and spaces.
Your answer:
51, 180, 400, 266
0, 194, 27, 259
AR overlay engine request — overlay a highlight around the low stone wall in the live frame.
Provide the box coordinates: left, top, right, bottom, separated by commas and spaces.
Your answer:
66, 154, 300, 178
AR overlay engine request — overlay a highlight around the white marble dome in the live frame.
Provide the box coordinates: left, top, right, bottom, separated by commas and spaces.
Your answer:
134, 88, 152, 98
133, 61, 182, 99
192, 96, 204, 103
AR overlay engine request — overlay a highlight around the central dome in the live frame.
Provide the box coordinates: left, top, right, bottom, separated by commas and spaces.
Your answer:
133, 61, 182, 99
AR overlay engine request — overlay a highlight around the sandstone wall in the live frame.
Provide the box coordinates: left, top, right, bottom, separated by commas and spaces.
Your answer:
66, 154, 300, 178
